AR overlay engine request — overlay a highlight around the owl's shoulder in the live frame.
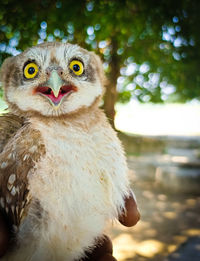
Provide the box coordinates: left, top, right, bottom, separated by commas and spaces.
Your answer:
0, 116, 46, 227
0, 113, 24, 153
0, 115, 46, 162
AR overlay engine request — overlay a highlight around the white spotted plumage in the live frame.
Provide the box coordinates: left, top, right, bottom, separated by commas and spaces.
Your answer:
1, 162, 8, 169
8, 174, 16, 184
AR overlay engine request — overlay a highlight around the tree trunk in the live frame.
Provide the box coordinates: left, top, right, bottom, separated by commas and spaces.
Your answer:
103, 40, 120, 129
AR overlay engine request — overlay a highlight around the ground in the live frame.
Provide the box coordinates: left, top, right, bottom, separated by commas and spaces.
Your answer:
107, 166, 200, 261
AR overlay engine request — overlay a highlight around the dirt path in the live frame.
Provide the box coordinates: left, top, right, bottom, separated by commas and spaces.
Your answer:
107, 169, 200, 261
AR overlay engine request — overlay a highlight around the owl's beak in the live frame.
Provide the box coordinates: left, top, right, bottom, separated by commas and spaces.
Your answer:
47, 70, 63, 98
35, 70, 77, 107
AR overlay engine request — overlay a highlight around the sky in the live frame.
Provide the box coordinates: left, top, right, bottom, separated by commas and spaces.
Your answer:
115, 100, 200, 136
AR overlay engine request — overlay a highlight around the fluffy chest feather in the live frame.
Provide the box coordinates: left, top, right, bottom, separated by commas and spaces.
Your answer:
21, 117, 129, 260
31, 120, 114, 216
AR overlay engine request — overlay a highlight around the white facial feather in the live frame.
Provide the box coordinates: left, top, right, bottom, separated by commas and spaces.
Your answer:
2, 42, 104, 117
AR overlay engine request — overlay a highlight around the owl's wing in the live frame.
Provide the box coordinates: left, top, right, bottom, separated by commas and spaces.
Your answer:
0, 113, 24, 153
0, 120, 45, 228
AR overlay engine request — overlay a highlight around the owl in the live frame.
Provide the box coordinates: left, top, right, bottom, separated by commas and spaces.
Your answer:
0, 42, 139, 261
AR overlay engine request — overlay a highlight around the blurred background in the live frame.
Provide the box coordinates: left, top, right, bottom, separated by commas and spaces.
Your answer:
0, 0, 200, 260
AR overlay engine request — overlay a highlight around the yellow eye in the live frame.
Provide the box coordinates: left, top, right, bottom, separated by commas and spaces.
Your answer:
69, 60, 84, 76
23, 62, 39, 79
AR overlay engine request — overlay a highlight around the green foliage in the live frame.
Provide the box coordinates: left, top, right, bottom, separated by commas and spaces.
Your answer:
118, 91, 132, 104
0, 0, 200, 104
0, 86, 3, 98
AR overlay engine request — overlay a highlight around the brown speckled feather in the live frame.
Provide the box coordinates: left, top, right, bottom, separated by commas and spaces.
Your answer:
0, 117, 45, 228
0, 113, 24, 153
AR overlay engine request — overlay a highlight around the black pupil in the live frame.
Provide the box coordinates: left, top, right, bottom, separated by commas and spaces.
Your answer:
28, 67, 35, 74
73, 64, 80, 72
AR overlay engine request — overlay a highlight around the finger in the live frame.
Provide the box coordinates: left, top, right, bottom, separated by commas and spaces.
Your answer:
81, 235, 113, 261
0, 212, 10, 257
98, 253, 117, 261
118, 190, 140, 227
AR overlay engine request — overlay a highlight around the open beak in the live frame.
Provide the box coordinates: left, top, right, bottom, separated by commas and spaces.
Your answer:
35, 71, 77, 107
47, 70, 63, 98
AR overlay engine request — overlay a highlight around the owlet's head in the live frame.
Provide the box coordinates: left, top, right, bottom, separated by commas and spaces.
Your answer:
0, 42, 105, 117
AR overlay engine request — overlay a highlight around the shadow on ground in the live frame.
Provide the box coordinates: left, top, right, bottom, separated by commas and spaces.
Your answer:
107, 167, 200, 261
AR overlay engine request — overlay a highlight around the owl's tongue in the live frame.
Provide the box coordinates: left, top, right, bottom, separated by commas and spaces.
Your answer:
36, 85, 77, 105
46, 91, 64, 105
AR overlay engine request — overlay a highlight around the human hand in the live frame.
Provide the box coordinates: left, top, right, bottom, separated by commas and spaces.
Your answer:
119, 190, 140, 227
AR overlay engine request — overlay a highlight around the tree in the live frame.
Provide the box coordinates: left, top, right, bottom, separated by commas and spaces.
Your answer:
0, 0, 200, 126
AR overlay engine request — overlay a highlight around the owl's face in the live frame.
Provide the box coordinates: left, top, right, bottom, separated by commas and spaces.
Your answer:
0, 42, 105, 117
